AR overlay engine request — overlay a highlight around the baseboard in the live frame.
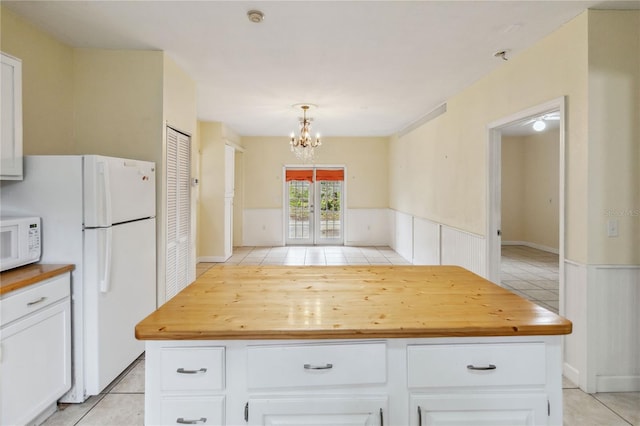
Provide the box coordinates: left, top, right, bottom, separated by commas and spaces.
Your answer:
563, 362, 580, 389
502, 240, 559, 254
198, 255, 230, 263
596, 375, 640, 392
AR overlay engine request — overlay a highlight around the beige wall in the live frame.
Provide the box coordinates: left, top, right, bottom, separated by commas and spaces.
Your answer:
2, 7, 198, 302
0, 6, 74, 154
587, 11, 640, 265
502, 129, 560, 250
390, 12, 590, 263
73, 49, 164, 161
242, 136, 389, 210
198, 122, 226, 258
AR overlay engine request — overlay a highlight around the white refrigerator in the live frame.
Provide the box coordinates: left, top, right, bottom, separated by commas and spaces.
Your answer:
0, 155, 156, 402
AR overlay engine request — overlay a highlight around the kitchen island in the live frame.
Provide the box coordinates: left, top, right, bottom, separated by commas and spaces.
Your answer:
136, 265, 572, 426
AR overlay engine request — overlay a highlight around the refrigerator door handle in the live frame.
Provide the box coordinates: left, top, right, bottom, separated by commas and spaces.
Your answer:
98, 160, 113, 226
99, 228, 113, 293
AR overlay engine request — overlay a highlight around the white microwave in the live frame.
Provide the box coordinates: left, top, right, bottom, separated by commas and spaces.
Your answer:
0, 216, 42, 272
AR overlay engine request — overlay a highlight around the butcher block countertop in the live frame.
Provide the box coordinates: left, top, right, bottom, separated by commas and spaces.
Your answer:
0, 264, 75, 296
136, 265, 572, 340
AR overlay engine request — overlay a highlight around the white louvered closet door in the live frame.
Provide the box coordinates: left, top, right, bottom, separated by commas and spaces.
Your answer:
166, 127, 191, 301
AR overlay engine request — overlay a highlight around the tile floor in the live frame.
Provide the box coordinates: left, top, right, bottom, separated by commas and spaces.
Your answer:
501, 245, 560, 314
42, 245, 639, 426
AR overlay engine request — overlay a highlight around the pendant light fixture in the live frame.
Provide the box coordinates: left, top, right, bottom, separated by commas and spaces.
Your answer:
290, 105, 321, 162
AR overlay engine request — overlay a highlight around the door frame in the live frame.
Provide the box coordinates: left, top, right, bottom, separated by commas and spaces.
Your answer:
485, 96, 566, 314
283, 165, 347, 246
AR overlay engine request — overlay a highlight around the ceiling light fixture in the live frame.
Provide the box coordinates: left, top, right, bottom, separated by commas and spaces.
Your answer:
247, 10, 264, 23
532, 119, 546, 131
290, 105, 321, 163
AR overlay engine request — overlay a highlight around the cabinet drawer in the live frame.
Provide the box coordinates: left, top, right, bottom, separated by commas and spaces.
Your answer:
407, 343, 546, 388
160, 396, 224, 425
247, 342, 386, 389
160, 347, 225, 391
0, 273, 70, 326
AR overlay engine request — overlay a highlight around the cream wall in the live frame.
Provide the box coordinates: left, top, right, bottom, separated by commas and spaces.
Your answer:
198, 122, 241, 259
501, 129, 560, 251
0, 6, 74, 154
198, 122, 226, 258
2, 7, 198, 304
389, 12, 590, 263
587, 11, 640, 265
242, 136, 389, 210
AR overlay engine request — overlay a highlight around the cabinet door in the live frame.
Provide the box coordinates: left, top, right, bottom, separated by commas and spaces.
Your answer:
0, 298, 71, 425
248, 396, 387, 426
411, 393, 548, 426
0, 52, 23, 180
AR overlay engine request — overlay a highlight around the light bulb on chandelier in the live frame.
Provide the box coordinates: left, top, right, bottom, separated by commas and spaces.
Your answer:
290, 105, 321, 162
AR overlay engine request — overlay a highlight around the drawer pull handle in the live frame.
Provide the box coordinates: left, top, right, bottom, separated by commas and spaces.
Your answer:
176, 367, 207, 374
176, 417, 207, 424
27, 296, 47, 306
304, 363, 333, 370
467, 364, 497, 371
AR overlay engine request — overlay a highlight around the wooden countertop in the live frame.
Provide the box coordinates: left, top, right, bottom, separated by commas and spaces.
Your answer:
136, 265, 572, 340
0, 264, 75, 296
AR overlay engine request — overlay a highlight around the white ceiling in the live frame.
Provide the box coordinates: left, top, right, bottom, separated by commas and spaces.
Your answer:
5, 0, 639, 137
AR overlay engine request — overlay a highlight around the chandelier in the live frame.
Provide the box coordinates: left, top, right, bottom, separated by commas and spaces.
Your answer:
290, 105, 321, 162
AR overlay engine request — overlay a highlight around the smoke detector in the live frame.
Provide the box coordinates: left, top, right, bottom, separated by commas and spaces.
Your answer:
247, 10, 265, 23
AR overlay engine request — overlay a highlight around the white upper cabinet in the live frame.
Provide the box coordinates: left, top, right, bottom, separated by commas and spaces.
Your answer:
1, 52, 23, 180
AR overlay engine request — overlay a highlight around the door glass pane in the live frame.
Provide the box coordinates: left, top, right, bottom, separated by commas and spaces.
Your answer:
319, 180, 342, 239
288, 180, 311, 240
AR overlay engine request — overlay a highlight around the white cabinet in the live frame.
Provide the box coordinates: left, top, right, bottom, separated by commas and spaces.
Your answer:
145, 345, 225, 425
0, 52, 23, 180
407, 343, 550, 426
0, 272, 72, 426
144, 337, 564, 426
411, 393, 548, 426
247, 396, 387, 426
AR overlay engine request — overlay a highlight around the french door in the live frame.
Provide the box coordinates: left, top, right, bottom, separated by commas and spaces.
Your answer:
285, 167, 344, 245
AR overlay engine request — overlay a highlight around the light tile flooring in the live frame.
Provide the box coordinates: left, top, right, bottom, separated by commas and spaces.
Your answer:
501, 245, 560, 314
43, 245, 639, 426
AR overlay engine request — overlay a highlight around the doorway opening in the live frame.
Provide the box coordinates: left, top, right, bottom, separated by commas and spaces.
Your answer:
285, 167, 345, 246
486, 97, 565, 315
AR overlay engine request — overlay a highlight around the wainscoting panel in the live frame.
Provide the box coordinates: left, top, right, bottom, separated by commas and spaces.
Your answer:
413, 217, 440, 265
563, 260, 588, 391
392, 210, 414, 262
243, 208, 284, 246
592, 265, 640, 392
440, 225, 486, 277
345, 209, 392, 246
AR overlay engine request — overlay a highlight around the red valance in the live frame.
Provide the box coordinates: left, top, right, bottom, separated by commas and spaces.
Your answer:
285, 169, 313, 182
316, 169, 344, 181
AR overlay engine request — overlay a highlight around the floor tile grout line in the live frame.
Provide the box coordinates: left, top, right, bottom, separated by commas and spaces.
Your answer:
587, 393, 634, 426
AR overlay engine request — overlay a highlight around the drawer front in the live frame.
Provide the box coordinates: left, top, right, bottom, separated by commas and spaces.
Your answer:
0, 273, 70, 326
160, 396, 224, 425
247, 342, 386, 389
407, 342, 546, 388
160, 347, 225, 391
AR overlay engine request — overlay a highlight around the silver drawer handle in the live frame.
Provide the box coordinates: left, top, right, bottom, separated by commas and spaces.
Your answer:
467, 364, 497, 371
304, 363, 333, 370
176, 368, 207, 374
176, 418, 207, 424
27, 296, 47, 306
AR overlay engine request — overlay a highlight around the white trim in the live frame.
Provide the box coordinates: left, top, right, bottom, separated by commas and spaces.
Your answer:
224, 139, 245, 153
197, 255, 230, 263
501, 241, 559, 255
486, 96, 565, 287
398, 103, 447, 137
596, 376, 640, 393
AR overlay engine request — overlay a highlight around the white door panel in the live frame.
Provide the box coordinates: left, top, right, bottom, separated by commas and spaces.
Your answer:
83, 218, 156, 394
84, 155, 156, 227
